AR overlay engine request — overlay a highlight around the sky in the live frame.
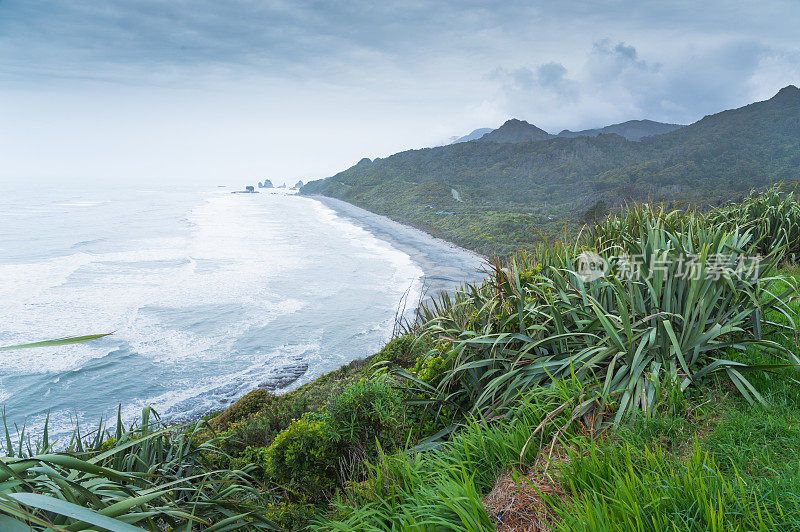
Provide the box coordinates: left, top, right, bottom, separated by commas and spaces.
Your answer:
1, 1, 799, 187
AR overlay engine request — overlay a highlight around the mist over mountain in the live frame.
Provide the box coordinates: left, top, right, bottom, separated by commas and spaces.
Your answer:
304, 86, 800, 254
450, 128, 494, 144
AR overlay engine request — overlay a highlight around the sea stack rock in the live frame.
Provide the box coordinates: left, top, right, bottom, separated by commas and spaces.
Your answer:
258, 179, 274, 188
231, 185, 260, 194
292, 180, 304, 190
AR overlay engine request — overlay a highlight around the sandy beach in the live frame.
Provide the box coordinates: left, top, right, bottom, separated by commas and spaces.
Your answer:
308, 195, 489, 303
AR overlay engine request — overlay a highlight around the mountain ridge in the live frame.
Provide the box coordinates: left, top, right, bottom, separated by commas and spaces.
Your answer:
450, 118, 686, 146
557, 119, 684, 141
476, 119, 552, 143
303, 86, 800, 255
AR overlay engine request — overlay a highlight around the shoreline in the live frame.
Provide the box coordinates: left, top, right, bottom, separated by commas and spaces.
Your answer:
307, 194, 489, 305
182, 194, 490, 424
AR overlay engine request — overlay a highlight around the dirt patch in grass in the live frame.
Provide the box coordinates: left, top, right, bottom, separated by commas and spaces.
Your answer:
482, 446, 571, 532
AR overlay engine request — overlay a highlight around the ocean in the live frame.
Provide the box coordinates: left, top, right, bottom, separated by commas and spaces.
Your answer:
0, 183, 481, 441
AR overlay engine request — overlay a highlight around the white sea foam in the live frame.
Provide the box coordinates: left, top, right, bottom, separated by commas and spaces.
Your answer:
0, 187, 430, 440
303, 196, 424, 306
54, 201, 106, 207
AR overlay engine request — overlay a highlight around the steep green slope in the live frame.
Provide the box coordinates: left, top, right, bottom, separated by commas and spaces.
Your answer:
604, 85, 800, 193
303, 86, 800, 255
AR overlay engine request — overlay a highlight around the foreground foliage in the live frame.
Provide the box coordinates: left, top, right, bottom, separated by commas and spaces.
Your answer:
401, 203, 798, 433
0, 408, 276, 531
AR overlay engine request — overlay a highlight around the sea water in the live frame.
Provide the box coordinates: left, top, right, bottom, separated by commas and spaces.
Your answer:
0, 183, 458, 441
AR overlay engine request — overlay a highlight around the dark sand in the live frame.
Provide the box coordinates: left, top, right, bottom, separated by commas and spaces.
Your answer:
308, 195, 489, 302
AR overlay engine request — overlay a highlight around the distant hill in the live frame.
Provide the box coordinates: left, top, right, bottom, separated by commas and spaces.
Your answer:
476, 119, 552, 142
449, 119, 682, 146
450, 128, 494, 144
304, 86, 800, 255
557, 119, 684, 141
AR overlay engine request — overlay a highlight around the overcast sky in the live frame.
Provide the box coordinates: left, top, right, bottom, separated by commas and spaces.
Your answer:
1, 1, 799, 186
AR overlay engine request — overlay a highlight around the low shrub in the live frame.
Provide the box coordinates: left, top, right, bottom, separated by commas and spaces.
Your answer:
231, 445, 271, 479
374, 334, 423, 367
210, 388, 272, 431
264, 413, 340, 497
264, 498, 318, 531
327, 377, 403, 452
221, 393, 309, 453
317, 388, 571, 530
216, 356, 377, 454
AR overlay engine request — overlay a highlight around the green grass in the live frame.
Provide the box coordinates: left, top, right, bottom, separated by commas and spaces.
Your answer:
553, 438, 800, 531
547, 381, 800, 531
317, 386, 579, 531
542, 268, 800, 531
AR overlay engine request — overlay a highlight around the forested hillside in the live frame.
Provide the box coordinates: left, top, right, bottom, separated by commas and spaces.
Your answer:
303, 86, 800, 255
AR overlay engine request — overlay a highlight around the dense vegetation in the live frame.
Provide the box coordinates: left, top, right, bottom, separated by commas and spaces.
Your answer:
303, 86, 800, 255
3, 185, 800, 530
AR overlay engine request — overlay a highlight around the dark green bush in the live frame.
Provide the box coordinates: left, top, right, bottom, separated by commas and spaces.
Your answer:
252, 377, 405, 499
327, 377, 403, 452
264, 413, 339, 497
220, 393, 309, 454
264, 498, 317, 531
230, 445, 271, 479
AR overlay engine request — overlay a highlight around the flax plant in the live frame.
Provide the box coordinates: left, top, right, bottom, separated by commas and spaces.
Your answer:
0, 407, 276, 531
400, 204, 799, 430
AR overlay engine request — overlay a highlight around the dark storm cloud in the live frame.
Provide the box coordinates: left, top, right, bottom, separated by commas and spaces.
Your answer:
493, 36, 796, 130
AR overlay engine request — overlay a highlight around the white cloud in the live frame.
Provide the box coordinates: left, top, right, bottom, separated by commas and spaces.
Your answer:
0, 1, 798, 185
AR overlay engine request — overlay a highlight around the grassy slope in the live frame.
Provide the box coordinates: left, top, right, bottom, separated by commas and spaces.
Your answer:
5, 195, 800, 529
317, 270, 800, 530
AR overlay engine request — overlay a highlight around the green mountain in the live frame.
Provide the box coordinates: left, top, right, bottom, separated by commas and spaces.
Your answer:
557, 119, 684, 141
303, 86, 800, 255
476, 118, 552, 142
450, 118, 683, 146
